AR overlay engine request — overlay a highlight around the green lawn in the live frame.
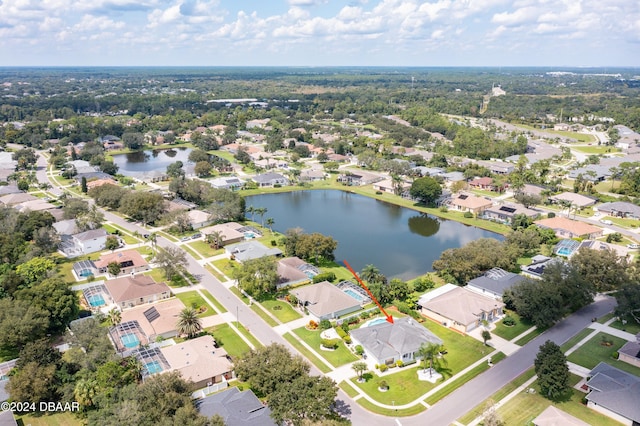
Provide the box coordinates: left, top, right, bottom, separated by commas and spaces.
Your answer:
355, 398, 426, 417
134, 245, 155, 260
338, 381, 359, 398
260, 299, 302, 323
457, 368, 536, 424
283, 332, 332, 374
601, 215, 640, 229
205, 263, 227, 282
560, 328, 594, 353
424, 352, 506, 406
608, 316, 640, 335
349, 366, 438, 405
187, 240, 224, 258
496, 374, 619, 426
572, 145, 618, 154
293, 326, 359, 367
235, 323, 263, 349
181, 244, 203, 260
493, 311, 535, 341
201, 289, 227, 313
16, 412, 83, 426
206, 323, 251, 359
175, 291, 215, 318
144, 268, 167, 284
102, 223, 139, 245
514, 328, 545, 346
250, 304, 279, 327
212, 258, 238, 279
229, 286, 250, 305
567, 332, 640, 376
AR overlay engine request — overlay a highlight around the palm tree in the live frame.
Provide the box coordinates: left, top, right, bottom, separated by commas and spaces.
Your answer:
206, 231, 224, 249
177, 307, 203, 339
352, 361, 368, 382
417, 342, 448, 378
74, 378, 99, 409
360, 264, 387, 284
148, 232, 158, 256
255, 207, 268, 227
391, 174, 404, 196
108, 308, 121, 326
265, 217, 275, 234
246, 205, 255, 221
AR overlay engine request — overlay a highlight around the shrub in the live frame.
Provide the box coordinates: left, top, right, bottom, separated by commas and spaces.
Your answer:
379, 364, 388, 372
308, 320, 318, 330
343, 336, 352, 344
335, 326, 347, 339
379, 380, 388, 389
321, 338, 339, 349
341, 321, 350, 333
319, 319, 332, 330
463, 211, 474, 218
375, 191, 383, 195
502, 315, 516, 326
355, 345, 364, 356
403, 359, 417, 367
547, 212, 555, 218
312, 272, 336, 283
612, 351, 619, 359
360, 311, 371, 320
396, 360, 404, 368
270, 240, 277, 246
439, 206, 448, 213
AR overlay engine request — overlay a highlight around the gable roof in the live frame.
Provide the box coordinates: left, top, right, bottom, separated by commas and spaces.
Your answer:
467, 268, 525, 296
618, 341, 640, 359
253, 172, 288, 184
73, 228, 108, 242
350, 317, 442, 361
197, 387, 275, 426
53, 219, 79, 236
0, 192, 38, 205
104, 276, 170, 303
533, 406, 589, 426
597, 201, 640, 218
420, 286, 504, 326
290, 281, 360, 318
450, 193, 493, 210
549, 192, 597, 207
120, 298, 187, 338
586, 362, 640, 422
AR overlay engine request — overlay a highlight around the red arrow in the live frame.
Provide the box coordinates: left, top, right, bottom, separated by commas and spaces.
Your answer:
344, 260, 394, 324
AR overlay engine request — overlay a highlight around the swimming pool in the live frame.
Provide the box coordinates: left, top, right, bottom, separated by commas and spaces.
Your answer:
364, 317, 389, 327
87, 294, 105, 307
145, 361, 163, 375
244, 232, 256, 239
556, 248, 573, 256
121, 333, 140, 349
343, 288, 366, 302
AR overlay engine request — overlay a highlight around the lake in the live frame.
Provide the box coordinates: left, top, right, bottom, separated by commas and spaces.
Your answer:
111, 148, 193, 177
247, 190, 503, 280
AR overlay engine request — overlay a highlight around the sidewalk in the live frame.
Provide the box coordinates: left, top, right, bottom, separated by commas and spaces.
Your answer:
587, 321, 637, 341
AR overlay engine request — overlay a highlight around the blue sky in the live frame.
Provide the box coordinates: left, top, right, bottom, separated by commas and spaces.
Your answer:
0, 0, 638, 67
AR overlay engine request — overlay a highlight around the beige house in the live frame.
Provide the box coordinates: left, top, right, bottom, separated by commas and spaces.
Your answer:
533, 406, 589, 426
290, 281, 361, 321
94, 249, 150, 276
200, 222, 246, 246
120, 298, 187, 340
160, 335, 234, 387
534, 216, 603, 239
104, 276, 172, 310
419, 285, 504, 333
448, 193, 493, 214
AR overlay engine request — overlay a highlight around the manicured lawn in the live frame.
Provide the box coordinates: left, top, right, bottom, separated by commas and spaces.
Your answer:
493, 311, 535, 341
236, 323, 262, 349
316, 259, 355, 282
356, 398, 426, 417
201, 289, 227, 313
144, 268, 166, 284
609, 316, 640, 335
457, 368, 536, 425
181, 244, 202, 260
573, 145, 618, 154
567, 332, 640, 376
229, 286, 250, 305
338, 381, 360, 398
422, 320, 491, 379
293, 326, 359, 367
560, 328, 594, 353
496, 374, 618, 426
16, 412, 83, 426
283, 332, 332, 374
206, 323, 251, 359
205, 263, 227, 282
187, 240, 224, 258
350, 366, 437, 405
158, 231, 179, 242
212, 258, 238, 279
602, 215, 640, 229
134, 245, 155, 260
175, 291, 215, 318
250, 304, 278, 327
514, 328, 544, 346
102, 223, 139, 245
260, 299, 302, 323
424, 352, 506, 406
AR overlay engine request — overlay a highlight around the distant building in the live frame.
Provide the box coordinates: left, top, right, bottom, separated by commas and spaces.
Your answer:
58, 228, 108, 257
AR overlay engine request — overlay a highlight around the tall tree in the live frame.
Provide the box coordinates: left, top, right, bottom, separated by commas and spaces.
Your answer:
268, 375, 338, 426
176, 307, 202, 339
154, 246, 188, 280
534, 340, 570, 399
417, 342, 447, 377
409, 176, 442, 205
233, 256, 279, 298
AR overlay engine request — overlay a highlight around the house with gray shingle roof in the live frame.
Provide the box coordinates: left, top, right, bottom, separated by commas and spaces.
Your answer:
597, 201, 640, 219
350, 317, 442, 367
225, 240, 282, 262
290, 281, 360, 320
196, 387, 276, 426
252, 172, 289, 187
618, 336, 640, 368
466, 268, 525, 299
585, 362, 640, 425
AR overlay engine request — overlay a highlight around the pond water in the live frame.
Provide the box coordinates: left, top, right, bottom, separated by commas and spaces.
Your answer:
247, 190, 503, 280
111, 148, 193, 177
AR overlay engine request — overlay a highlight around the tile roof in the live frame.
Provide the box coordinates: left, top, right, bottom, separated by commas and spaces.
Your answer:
160, 335, 233, 385
94, 249, 148, 269
290, 281, 360, 319
420, 286, 504, 326
104, 275, 170, 304
534, 216, 601, 237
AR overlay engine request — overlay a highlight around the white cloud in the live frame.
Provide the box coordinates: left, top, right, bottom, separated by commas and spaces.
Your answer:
491, 6, 537, 26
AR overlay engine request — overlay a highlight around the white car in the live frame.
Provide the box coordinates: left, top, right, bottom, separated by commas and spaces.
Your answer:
627, 244, 639, 249
600, 219, 613, 225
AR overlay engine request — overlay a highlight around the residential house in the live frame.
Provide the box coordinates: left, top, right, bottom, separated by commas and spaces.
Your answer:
468, 177, 495, 191
481, 203, 540, 224
186, 209, 213, 229
246, 118, 270, 129
448, 193, 493, 214
86, 178, 117, 191
521, 184, 547, 197
0, 185, 21, 195
411, 166, 444, 177
200, 222, 247, 246
67, 160, 98, 174
585, 362, 640, 425
373, 178, 411, 195
467, 268, 525, 299
300, 169, 326, 181
532, 406, 589, 426
104, 275, 172, 310
477, 160, 514, 175
15, 199, 57, 213
94, 249, 150, 275
0, 192, 38, 206
350, 317, 443, 367
618, 336, 640, 369
337, 170, 383, 186
53, 219, 80, 237
520, 255, 564, 278
159, 335, 234, 387
120, 298, 188, 341
252, 172, 289, 187
534, 216, 603, 239
548, 192, 597, 208
441, 171, 466, 183
225, 240, 282, 262
596, 202, 640, 219
59, 228, 108, 257
75, 171, 114, 183
254, 158, 288, 170
276, 257, 318, 289
209, 176, 245, 190
419, 285, 504, 333
327, 153, 350, 162
289, 281, 361, 321
196, 387, 276, 426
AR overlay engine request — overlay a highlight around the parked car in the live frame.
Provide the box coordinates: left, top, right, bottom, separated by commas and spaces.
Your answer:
600, 219, 613, 225
627, 244, 639, 249
180, 236, 191, 242
191, 233, 202, 240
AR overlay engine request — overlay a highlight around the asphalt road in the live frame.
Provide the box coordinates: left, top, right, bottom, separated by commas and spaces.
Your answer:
36, 154, 617, 425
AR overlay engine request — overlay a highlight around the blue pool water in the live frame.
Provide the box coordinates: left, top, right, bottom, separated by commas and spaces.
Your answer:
87, 294, 105, 307
244, 232, 255, 239
145, 361, 163, 374
79, 269, 93, 277
365, 318, 389, 327
557, 248, 573, 256
121, 333, 140, 348
343, 288, 366, 302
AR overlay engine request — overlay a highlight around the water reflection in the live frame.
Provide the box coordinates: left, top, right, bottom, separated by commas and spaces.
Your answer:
407, 214, 440, 238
